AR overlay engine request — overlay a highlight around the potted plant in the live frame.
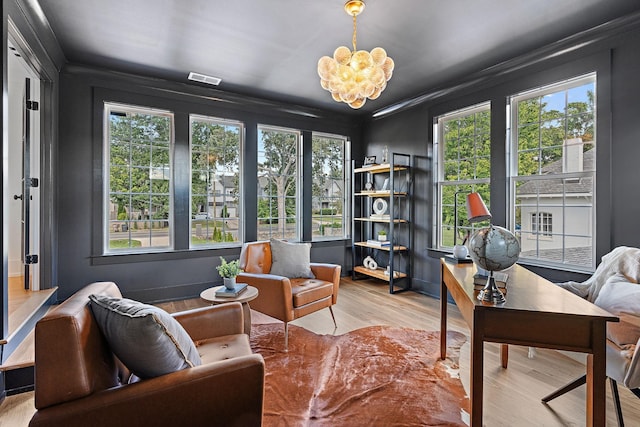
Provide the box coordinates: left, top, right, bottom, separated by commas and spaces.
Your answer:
377, 229, 387, 241
216, 257, 243, 289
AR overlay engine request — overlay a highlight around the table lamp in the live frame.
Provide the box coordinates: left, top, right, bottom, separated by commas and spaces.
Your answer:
446, 191, 491, 263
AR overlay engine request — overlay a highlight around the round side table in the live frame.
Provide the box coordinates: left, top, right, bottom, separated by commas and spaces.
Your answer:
200, 285, 258, 336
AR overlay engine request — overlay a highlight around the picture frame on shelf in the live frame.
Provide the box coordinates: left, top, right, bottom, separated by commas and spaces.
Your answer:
364, 155, 377, 166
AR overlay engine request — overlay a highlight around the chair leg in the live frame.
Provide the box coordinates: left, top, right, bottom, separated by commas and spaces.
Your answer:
610, 378, 624, 427
329, 306, 337, 329
541, 375, 586, 403
284, 322, 288, 351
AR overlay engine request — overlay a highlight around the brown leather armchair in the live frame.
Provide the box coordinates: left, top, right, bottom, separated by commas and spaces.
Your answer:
237, 241, 341, 348
30, 281, 264, 427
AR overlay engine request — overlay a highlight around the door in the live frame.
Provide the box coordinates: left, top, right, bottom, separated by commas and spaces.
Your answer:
13, 76, 40, 291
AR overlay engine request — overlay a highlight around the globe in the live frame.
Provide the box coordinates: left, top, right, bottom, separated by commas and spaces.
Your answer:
468, 225, 521, 272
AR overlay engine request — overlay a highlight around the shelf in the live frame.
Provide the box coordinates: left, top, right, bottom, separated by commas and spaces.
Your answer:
354, 265, 407, 281
354, 217, 408, 223
354, 191, 408, 197
354, 242, 408, 251
354, 164, 409, 174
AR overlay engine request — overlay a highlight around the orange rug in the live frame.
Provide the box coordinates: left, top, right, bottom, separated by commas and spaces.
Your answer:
251, 323, 467, 426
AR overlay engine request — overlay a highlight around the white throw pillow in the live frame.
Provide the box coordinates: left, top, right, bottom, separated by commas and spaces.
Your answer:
269, 239, 315, 278
89, 294, 202, 379
593, 273, 640, 316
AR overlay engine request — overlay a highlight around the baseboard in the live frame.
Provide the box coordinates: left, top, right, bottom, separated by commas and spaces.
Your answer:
5, 366, 34, 396
126, 281, 216, 304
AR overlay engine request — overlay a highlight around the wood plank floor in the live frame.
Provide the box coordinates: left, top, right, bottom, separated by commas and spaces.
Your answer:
1, 277, 638, 426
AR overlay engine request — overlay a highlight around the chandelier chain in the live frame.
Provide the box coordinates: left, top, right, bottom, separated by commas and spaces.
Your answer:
352, 14, 357, 52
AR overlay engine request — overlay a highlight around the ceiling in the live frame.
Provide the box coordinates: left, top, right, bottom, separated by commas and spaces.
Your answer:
37, 0, 640, 115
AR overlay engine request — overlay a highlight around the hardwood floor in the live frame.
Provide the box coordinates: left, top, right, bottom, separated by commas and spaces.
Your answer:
1, 277, 638, 426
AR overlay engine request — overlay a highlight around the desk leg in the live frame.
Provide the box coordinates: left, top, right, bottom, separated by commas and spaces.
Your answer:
440, 268, 447, 360
501, 344, 509, 369
470, 314, 484, 426
586, 322, 607, 427
242, 302, 252, 336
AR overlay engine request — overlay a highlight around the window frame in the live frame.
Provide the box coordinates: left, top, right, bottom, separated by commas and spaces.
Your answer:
103, 102, 175, 254
433, 101, 491, 251
256, 124, 302, 241
189, 114, 244, 249
311, 132, 350, 241
507, 73, 597, 272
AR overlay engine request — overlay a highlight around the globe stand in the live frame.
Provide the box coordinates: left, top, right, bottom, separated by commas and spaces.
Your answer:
477, 271, 506, 304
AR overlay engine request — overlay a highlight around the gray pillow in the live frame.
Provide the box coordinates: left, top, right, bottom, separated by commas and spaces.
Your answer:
269, 239, 315, 279
89, 294, 201, 379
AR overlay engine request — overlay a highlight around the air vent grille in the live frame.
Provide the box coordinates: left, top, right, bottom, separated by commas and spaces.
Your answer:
188, 72, 222, 86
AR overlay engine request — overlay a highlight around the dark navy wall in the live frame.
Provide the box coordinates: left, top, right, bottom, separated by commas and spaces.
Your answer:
364, 21, 640, 297
56, 65, 361, 302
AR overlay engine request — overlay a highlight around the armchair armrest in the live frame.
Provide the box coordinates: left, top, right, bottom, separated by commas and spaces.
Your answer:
311, 263, 341, 304
236, 272, 294, 321
29, 354, 265, 427
172, 302, 244, 342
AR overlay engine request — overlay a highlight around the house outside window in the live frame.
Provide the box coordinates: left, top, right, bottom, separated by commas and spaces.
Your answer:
104, 103, 173, 252
509, 73, 596, 270
312, 133, 349, 240
190, 115, 243, 247
434, 102, 491, 250
257, 125, 301, 241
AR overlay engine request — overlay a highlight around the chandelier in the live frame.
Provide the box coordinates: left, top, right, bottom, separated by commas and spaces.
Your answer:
317, 0, 394, 109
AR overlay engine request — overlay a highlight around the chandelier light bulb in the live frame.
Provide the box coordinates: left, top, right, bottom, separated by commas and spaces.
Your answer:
317, 0, 393, 109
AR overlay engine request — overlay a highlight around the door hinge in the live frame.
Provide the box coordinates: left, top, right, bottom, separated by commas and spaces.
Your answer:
26, 254, 39, 264
26, 100, 39, 111
28, 178, 39, 187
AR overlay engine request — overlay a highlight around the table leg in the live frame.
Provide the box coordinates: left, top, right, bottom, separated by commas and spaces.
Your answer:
440, 266, 447, 360
501, 344, 509, 368
470, 313, 484, 426
242, 302, 252, 336
586, 321, 607, 427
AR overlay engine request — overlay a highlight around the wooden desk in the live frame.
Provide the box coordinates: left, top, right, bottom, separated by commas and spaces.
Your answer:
440, 259, 618, 427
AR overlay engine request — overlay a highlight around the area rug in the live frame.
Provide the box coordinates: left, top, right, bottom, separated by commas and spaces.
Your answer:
250, 323, 468, 426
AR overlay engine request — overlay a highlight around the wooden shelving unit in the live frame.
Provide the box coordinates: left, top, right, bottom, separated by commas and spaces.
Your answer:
351, 152, 412, 293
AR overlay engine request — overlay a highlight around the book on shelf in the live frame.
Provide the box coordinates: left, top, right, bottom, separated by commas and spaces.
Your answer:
473, 272, 508, 289
369, 214, 390, 220
215, 283, 248, 298
366, 239, 391, 247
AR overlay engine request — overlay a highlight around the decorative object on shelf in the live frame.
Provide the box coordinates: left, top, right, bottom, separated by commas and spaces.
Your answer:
216, 257, 243, 289
381, 178, 390, 191
364, 180, 373, 191
382, 145, 389, 164
363, 256, 378, 271
377, 229, 387, 241
445, 191, 491, 264
465, 192, 521, 304
317, 0, 394, 109
372, 198, 388, 215
364, 155, 377, 166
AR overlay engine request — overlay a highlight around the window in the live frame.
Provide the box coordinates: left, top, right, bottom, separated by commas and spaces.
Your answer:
311, 133, 349, 240
531, 212, 552, 237
257, 125, 300, 241
105, 103, 173, 252
434, 103, 491, 249
509, 74, 596, 270
190, 116, 243, 247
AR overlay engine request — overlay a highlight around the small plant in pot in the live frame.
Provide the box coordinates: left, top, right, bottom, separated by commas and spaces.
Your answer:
216, 257, 243, 289
377, 229, 387, 241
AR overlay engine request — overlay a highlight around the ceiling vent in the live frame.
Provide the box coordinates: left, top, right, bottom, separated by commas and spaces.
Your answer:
188, 72, 222, 86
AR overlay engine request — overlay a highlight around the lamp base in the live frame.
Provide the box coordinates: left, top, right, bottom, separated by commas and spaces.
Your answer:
477, 274, 506, 304
444, 254, 473, 264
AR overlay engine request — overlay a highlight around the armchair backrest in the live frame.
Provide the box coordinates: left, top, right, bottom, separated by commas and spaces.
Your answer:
34, 281, 124, 410
239, 241, 272, 274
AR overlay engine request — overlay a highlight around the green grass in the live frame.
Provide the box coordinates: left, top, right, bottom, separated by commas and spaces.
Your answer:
109, 239, 142, 248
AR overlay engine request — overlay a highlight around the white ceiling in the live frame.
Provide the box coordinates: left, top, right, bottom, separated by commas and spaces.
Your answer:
37, 0, 640, 114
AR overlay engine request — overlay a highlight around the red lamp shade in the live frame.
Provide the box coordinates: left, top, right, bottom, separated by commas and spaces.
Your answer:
466, 192, 491, 223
